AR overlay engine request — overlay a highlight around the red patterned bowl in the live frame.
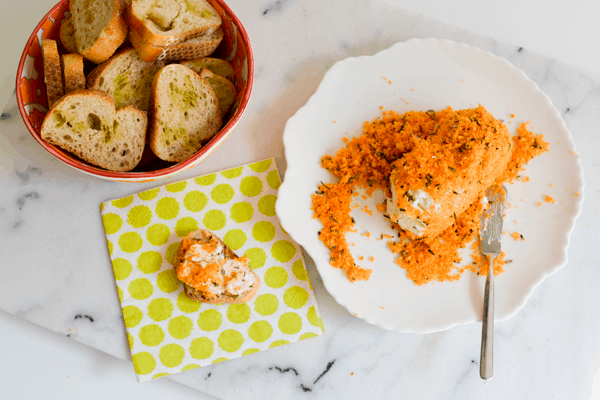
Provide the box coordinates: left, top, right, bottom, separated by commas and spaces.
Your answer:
16, 0, 253, 182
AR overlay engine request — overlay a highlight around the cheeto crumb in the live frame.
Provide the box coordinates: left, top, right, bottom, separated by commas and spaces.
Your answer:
311, 107, 548, 284
537, 202, 542, 207
511, 232, 525, 241
369, 256, 375, 261
544, 195, 556, 203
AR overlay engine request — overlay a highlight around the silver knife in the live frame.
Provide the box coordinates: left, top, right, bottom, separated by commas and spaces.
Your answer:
479, 185, 506, 380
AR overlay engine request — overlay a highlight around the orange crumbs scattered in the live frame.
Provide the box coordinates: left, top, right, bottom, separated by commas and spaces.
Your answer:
312, 108, 548, 284
544, 195, 556, 203
359, 256, 364, 261
369, 257, 375, 261
522, 176, 530, 182
537, 202, 542, 207
574, 192, 580, 196
311, 182, 371, 281
511, 232, 525, 241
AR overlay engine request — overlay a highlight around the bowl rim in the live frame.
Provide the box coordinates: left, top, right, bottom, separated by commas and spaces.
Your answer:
16, 0, 254, 181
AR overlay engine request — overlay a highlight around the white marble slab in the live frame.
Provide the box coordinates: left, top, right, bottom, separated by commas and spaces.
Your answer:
1, 0, 600, 398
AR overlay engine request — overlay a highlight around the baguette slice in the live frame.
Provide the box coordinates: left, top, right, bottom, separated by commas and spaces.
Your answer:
174, 229, 261, 304
59, 17, 78, 54
180, 57, 234, 82
149, 64, 222, 162
129, 27, 223, 62
61, 54, 86, 93
126, 0, 221, 48
198, 68, 236, 117
87, 47, 165, 111
70, 0, 128, 63
40, 89, 147, 172
42, 40, 64, 107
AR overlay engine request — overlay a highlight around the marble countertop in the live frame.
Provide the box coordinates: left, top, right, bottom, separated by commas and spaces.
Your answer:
2, 0, 600, 399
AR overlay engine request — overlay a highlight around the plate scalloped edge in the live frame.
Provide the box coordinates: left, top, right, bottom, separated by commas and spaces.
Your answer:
276, 38, 585, 333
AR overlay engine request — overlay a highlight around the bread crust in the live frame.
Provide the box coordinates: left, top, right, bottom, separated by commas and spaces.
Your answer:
125, 0, 221, 48
59, 17, 78, 54
129, 27, 223, 62
61, 54, 86, 93
173, 230, 261, 304
42, 39, 64, 107
71, 0, 128, 64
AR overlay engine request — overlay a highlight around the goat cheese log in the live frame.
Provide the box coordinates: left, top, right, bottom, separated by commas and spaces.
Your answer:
386, 106, 512, 237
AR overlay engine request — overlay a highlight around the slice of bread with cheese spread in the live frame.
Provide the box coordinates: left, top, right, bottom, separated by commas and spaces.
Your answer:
174, 229, 260, 304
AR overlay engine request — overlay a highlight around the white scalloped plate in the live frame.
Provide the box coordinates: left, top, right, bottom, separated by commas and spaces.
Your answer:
276, 38, 584, 333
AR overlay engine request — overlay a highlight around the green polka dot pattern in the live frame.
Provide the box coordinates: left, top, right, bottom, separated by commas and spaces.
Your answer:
100, 160, 324, 382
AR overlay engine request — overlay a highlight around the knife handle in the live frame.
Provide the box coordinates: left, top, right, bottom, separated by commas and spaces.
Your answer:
480, 253, 495, 380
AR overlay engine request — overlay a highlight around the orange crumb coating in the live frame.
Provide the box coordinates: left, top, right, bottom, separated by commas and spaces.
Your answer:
175, 236, 248, 297
496, 122, 549, 183
390, 106, 512, 238
311, 182, 371, 281
312, 107, 549, 284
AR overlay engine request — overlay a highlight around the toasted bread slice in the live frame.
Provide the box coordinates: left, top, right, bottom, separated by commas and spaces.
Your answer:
61, 54, 86, 93
42, 40, 64, 107
59, 17, 78, 54
198, 68, 236, 117
87, 47, 165, 111
126, 0, 221, 48
174, 229, 260, 304
149, 64, 221, 162
129, 27, 223, 62
180, 57, 234, 82
40, 89, 147, 171
70, 0, 128, 63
